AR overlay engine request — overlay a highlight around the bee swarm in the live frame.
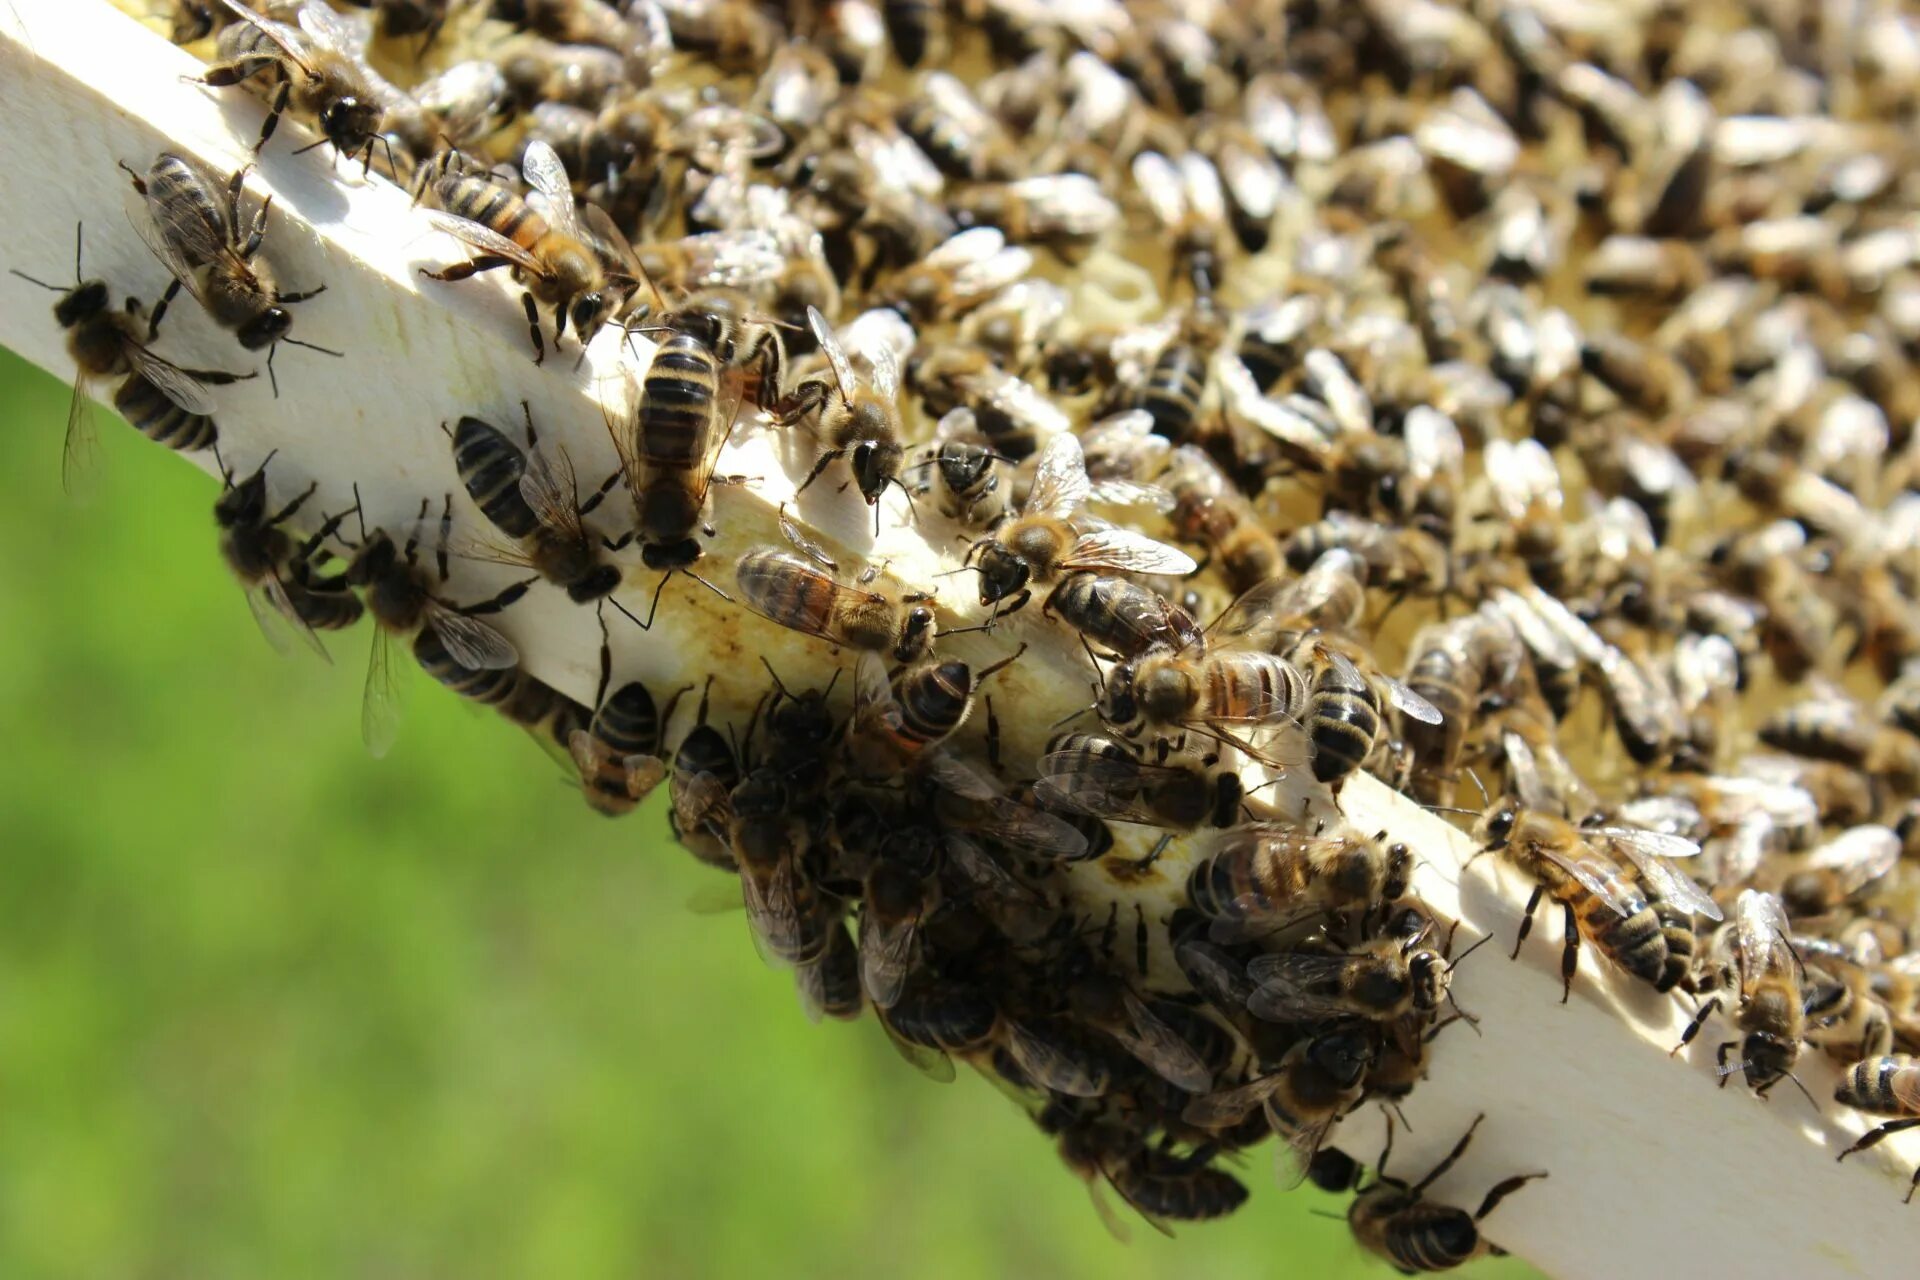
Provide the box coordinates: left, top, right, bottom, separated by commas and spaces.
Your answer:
9, 0, 1920, 1274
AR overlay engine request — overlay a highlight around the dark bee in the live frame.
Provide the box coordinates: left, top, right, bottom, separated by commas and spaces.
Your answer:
1182, 1026, 1377, 1186
123, 152, 335, 391
1131, 303, 1225, 444
213, 453, 362, 657
568, 624, 685, 818
1036, 732, 1244, 831
1045, 574, 1203, 661
850, 646, 1024, 775
774, 306, 912, 512
668, 678, 741, 873
736, 537, 936, 665
449, 405, 624, 607
881, 0, 947, 68
1186, 825, 1412, 940
11, 224, 246, 490
336, 0, 449, 40
1674, 890, 1818, 1098
343, 491, 531, 757
797, 916, 866, 1023
1348, 1116, 1547, 1274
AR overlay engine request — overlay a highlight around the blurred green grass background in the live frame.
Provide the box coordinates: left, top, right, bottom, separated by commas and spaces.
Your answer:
0, 344, 1535, 1279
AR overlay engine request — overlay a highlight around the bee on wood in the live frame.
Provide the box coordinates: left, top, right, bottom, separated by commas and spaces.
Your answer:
11, 223, 248, 491
123, 152, 337, 393
1185, 825, 1413, 943
774, 305, 913, 516
1348, 1115, 1548, 1273
421, 140, 646, 364
213, 452, 362, 658
1674, 890, 1820, 1100
1835, 1055, 1920, 1202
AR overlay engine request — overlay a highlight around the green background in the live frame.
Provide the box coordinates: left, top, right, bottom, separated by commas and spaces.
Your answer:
0, 345, 1533, 1278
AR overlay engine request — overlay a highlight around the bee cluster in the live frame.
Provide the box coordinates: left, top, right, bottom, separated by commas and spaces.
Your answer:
23, 0, 1920, 1262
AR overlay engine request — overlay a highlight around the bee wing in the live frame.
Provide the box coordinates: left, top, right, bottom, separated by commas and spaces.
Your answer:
681, 229, 786, 289
61, 369, 100, 500
1174, 941, 1258, 1012
1734, 889, 1793, 992
1181, 1074, 1279, 1129
518, 140, 582, 241
1003, 1020, 1105, 1097
426, 212, 546, 275
517, 439, 587, 545
1088, 480, 1177, 514
1403, 405, 1464, 481
1009, 174, 1120, 236
806, 305, 856, 402
579, 199, 644, 287
1026, 432, 1092, 517
215, 0, 318, 71
976, 369, 1069, 439
1806, 825, 1901, 894
1616, 845, 1723, 923
1114, 990, 1214, 1093
859, 908, 919, 1009
1132, 152, 1186, 227
125, 204, 219, 311
1063, 529, 1198, 577
1546, 847, 1644, 919
1217, 137, 1283, 219
425, 604, 518, 670
853, 649, 900, 733
676, 770, 735, 843
877, 1016, 957, 1084
1035, 748, 1150, 818
1489, 586, 1579, 673
978, 795, 1092, 860
122, 345, 220, 418
944, 832, 1042, 905
924, 749, 1001, 801
924, 225, 1005, 270
1201, 577, 1294, 650
1382, 675, 1445, 725
260, 574, 332, 663
741, 861, 805, 968
1502, 731, 1556, 814
1274, 1113, 1336, 1191
777, 505, 838, 571
865, 338, 902, 403
952, 243, 1034, 301
849, 122, 944, 199
361, 626, 408, 759
1178, 152, 1227, 226
599, 361, 643, 489
1246, 962, 1363, 1024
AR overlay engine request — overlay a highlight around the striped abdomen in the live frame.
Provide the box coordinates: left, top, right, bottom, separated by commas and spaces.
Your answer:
891, 661, 975, 750
451, 416, 540, 539
283, 568, 364, 632
590, 681, 663, 757
1201, 652, 1307, 725
434, 173, 547, 251
115, 373, 217, 453
887, 984, 998, 1052
146, 154, 228, 271
1138, 344, 1208, 439
1837, 1055, 1920, 1115
638, 333, 720, 469
1379, 1203, 1482, 1272
1573, 880, 1669, 988
413, 627, 519, 707
1306, 657, 1380, 784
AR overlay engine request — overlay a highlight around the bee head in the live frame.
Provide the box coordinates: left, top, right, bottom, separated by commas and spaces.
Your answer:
851, 439, 904, 505
1477, 805, 1516, 849
1381, 839, 1413, 901
1097, 660, 1140, 727
973, 540, 1029, 605
239, 307, 293, 351
321, 97, 380, 150
1742, 1031, 1795, 1091
570, 291, 614, 342
1407, 949, 1448, 1011
568, 565, 623, 603
895, 606, 936, 663
53, 280, 109, 329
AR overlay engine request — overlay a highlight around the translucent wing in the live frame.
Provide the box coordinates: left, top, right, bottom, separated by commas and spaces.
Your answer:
1088, 480, 1176, 513
1218, 137, 1283, 219
1383, 676, 1445, 725
1112, 990, 1215, 1093
1502, 731, 1555, 814
777, 504, 838, 571
519, 140, 581, 241
361, 626, 406, 758
426, 212, 545, 275
1003, 1020, 1105, 1097
807, 306, 855, 402
1178, 152, 1227, 226
425, 605, 518, 670
1026, 432, 1092, 517
1010, 174, 1119, 236
1530, 840, 1640, 917
1733, 889, 1793, 994
1611, 842, 1722, 923
1244, 952, 1361, 1023
865, 339, 901, 403
741, 861, 805, 968
924, 225, 1007, 270
859, 909, 918, 1009
943, 832, 1042, 905
1132, 151, 1186, 227
61, 371, 100, 499
122, 343, 220, 417
1274, 1113, 1336, 1191
1063, 529, 1197, 576
1588, 826, 1703, 861
1203, 576, 1294, 649
260, 574, 332, 662
517, 439, 586, 544
126, 206, 218, 312
1035, 748, 1148, 817
1174, 941, 1258, 1013
1806, 825, 1901, 894
853, 650, 900, 734
878, 1016, 957, 1084
216, 0, 316, 70
580, 201, 643, 286
1181, 1074, 1280, 1129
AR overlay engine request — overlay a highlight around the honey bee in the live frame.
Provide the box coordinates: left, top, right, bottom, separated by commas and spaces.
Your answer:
1132, 150, 1227, 296
214, 454, 362, 657
1185, 825, 1413, 941
1776, 825, 1902, 921
448, 406, 624, 607
599, 328, 741, 623
948, 174, 1121, 262
878, 225, 1034, 326
692, 761, 836, 968
335, 0, 448, 40
667, 679, 741, 873
489, 0, 637, 49
1233, 295, 1321, 392
1474, 804, 1719, 1001
898, 70, 1020, 182
1096, 584, 1311, 764
908, 345, 1066, 464
123, 152, 335, 391
858, 824, 940, 1009
858, 637, 1021, 758
882, 984, 1106, 1097
568, 625, 684, 818
1243, 920, 1473, 1028
1835, 1055, 1920, 1200
201, 0, 410, 167
1163, 446, 1281, 594
421, 140, 645, 364
344, 492, 531, 757
736, 547, 936, 663
1036, 732, 1244, 831
1348, 1115, 1548, 1274
1286, 631, 1445, 791
1046, 574, 1203, 661
11, 224, 246, 491
1181, 1026, 1376, 1186
773, 305, 913, 513
1055, 947, 1214, 1094
1284, 512, 1450, 597
797, 916, 866, 1023
1674, 890, 1816, 1099
880, 0, 946, 68
968, 433, 1195, 616
915, 428, 1006, 527
1130, 302, 1226, 446
1400, 615, 1491, 804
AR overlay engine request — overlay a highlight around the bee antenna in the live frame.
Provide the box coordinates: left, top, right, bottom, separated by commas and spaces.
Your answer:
351, 482, 369, 541
1786, 1071, 1820, 1115
282, 337, 345, 358
821, 666, 843, 698
1465, 765, 1491, 807
72, 220, 83, 282
608, 595, 651, 633
291, 137, 332, 157
8, 268, 62, 293
682, 567, 733, 604
1305, 1209, 1345, 1222
1424, 805, 1481, 817
759, 657, 795, 701
1447, 933, 1493, 970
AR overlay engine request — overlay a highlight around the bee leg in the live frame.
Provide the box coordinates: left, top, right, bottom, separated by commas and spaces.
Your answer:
421, 255, 516, 283
147, 279, 184, 341
437, 493, 453, 582
795, 449, 844, 495
276, 285, 328, 306
403, 497, 430, 567
1511, 884, 1543, 961
1671, 995, 1720, 1057
1558, 901, 1579, 1003
268, 481, 319, 527
524, 293, 547, 365
463, 576, 538, 617
1409, 1115, 1483, 1195
592, 607, 614, 711
1714, 1041, 1738, 1088
579, 467, 623, 519
984, 694, 1000, 770
1474, 1172, 1548, 1224
1838, 1118, 1920, 1162
255, 79, 291, 153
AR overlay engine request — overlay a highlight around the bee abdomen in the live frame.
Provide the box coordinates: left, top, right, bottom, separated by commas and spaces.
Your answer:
593, 682, 663, 756
1385, 1207, 1481, 1272
1139, 347, 1207, 439
114, 373, 218, 453
639, 335, 720, 462
1595, 907, 1671, 987
896, 661, 973, 745
437, 176, 542, 246
414, 627, 519, 707
451, 416, 541, 539
1309, 688, 1380, 784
